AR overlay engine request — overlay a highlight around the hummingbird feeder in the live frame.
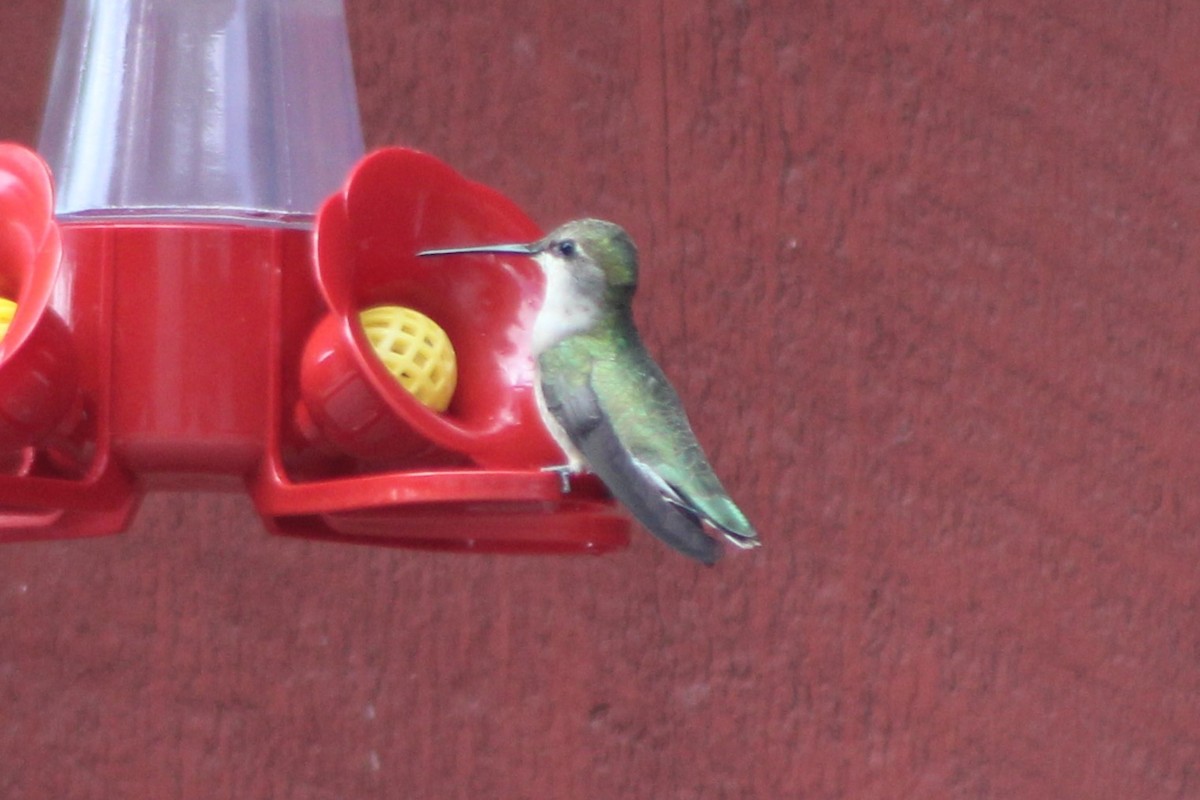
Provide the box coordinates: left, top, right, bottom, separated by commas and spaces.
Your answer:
0, 0, 630, 554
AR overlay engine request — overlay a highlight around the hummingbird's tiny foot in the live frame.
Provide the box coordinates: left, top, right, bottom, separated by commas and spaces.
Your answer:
541, 464, 574, 494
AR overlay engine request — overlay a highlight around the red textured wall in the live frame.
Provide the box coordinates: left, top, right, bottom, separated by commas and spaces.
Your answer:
2, 1, 1199, 797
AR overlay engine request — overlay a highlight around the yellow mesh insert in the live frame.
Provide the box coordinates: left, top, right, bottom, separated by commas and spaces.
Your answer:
360, 305, 457, 412
0, 298, 16, 344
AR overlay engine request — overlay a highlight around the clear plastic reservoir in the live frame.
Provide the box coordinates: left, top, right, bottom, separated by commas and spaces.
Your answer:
38, 0, 366, 224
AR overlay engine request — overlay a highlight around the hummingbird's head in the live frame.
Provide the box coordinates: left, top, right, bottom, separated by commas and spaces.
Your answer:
420, 217, 640, 308
532, 218, 639, 304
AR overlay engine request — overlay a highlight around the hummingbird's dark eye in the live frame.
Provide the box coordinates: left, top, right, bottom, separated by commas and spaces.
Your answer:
556, 239, 578, 258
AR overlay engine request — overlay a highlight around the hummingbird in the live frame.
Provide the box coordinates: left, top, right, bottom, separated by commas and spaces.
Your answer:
420, 219, 759, 564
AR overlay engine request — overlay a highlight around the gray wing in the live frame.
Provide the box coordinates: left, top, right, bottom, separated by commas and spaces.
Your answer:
540, 375, 719, 565
590, 348, 760, 549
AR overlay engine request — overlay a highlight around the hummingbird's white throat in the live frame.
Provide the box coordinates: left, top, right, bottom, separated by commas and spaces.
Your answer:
530, 252, 602, 355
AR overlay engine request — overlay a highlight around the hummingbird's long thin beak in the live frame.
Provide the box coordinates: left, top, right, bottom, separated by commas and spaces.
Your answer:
417, 243, 536, 257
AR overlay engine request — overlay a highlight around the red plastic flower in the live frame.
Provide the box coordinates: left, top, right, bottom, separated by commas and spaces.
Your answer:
0, 143, 77, 448
306, 147, 563, 468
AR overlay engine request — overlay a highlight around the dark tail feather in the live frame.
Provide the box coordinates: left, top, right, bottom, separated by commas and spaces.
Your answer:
616, 483, 719, 565
574, 416, 719, 564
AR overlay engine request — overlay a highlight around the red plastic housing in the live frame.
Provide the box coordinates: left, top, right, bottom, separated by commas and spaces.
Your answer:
0, 143, 630, 554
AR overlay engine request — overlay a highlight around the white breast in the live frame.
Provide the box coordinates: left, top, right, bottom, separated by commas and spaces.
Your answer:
530, 253, 600, 355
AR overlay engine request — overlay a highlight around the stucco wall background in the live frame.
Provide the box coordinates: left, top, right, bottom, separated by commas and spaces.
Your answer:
1, 2, 1198, 797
